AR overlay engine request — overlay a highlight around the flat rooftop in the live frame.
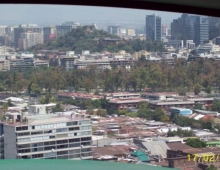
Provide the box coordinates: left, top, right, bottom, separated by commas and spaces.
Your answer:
57, 92, 103, 99
0, 160, 178, 170
2, 114, 89, 126
109, 98, 148, 104
149, 101, 194, 105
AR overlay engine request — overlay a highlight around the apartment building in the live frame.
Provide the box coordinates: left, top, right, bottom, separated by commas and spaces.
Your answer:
1, 112, 92, 159
74, 59, 111, 70
10, 57, 34, 72
14, 24, 42, 49
0, 59, 10, 71
18, 31, 43, 50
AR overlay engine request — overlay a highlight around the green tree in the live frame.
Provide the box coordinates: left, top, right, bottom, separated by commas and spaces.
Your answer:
212, 100, 220, 112
186, 138, 206, 148
52, 103, 63, 112
96, 109, 107, 117
194, 103, 203, 110
194, 84, 201, 95
206, 164, 217, 170
2, 103, 8, 116
153, 108, 164, 121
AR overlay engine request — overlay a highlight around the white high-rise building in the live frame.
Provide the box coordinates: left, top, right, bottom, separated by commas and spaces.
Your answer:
1, 111, 93, 159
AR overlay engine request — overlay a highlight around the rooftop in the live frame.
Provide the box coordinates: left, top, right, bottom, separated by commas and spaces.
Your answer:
109, 98, 147, 104
3, 114, 88, 126
167, 142, 193, 151
0, 160, 180, 170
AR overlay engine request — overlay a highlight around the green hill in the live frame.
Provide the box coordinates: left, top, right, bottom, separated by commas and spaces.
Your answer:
30, 25, 166, 53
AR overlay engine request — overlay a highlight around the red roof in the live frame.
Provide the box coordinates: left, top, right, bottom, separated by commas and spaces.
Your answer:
203, 115, 214, 121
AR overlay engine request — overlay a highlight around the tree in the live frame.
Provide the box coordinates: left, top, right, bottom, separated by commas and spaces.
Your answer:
118, 109, 128, 115
125, 112, 137, 117
194, 84, 201, 95
2, 103, 8, 116
52, 103, 63, 113
205, 86, 212, 94
96, 109, 107, 117
7, 99, 13, 107
153, 108, 165, 121
186, 138, 206, 148
212, 100, 220, 112
194, 103, 203, 110
206, 165, 217, 170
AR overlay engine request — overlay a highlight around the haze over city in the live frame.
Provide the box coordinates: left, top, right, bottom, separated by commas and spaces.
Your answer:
0, 3, 220, 170
0, 4, 181, 27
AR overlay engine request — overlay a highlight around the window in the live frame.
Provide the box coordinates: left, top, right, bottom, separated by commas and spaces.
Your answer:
44, 141, 56, 146
81, 137, 91, 141
17, 138, 30, 143
80, 126, 91, 130
81, 142, 91, 146
31, 131, 43, 135
16, 126, 28, 131
57, 155, 68, 159
69, 149, 80, 154
44, 152, 56, 158
44, 146, 55, 150
69, 138, 80, 143
56, 128, 68, 133
32, 154, 43, 158
57, 140, 68, 144
69, 154, 80, 159
31, 147, 44, 152
69, 127, 79, 131
57, 144, 68, 149
17, 132, 30, 136
31, 142, 43, 147
69, 143, 80, 147
57, 151, 68, 155
17, 144, 30, 149
18, 149, 31, 153
44, 130, 52, 134
66, 121, 78, 126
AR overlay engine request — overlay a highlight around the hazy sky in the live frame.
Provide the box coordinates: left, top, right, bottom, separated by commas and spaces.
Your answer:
0, 4, 182, 27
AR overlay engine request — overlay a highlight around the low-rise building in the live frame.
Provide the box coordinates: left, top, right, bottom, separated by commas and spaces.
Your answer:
170, 107, 193, 116
56, 92, 104, 101
148, 101, 195, 110
104, 92, 140, 100
108, 98, 148, 110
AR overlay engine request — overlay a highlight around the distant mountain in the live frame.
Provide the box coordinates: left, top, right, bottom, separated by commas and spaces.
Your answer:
30, 25, 166, 54
30, 25, 127, 53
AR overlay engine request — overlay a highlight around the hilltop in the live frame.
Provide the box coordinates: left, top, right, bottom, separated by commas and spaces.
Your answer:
30, 25, 166, 53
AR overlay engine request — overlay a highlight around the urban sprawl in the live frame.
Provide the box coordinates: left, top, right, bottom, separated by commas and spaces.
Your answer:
0, 13, 220, 170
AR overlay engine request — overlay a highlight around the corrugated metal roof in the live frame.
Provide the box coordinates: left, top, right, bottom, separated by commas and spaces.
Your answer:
0, 159, 179, 170
142, 141, 170, 158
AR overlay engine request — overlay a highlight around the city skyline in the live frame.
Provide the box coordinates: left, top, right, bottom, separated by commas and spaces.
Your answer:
0, 4, 181, 27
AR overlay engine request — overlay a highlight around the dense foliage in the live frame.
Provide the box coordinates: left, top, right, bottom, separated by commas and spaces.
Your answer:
29, 25, 166, 53
2, 58, 220, 97
167, 128, 195, 137
186, 138, 206, 148
0, 59, 220, 98
170, 112, 214, 130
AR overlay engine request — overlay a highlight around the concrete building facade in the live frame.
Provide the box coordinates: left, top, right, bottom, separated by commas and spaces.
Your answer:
1, 113, 92, 160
